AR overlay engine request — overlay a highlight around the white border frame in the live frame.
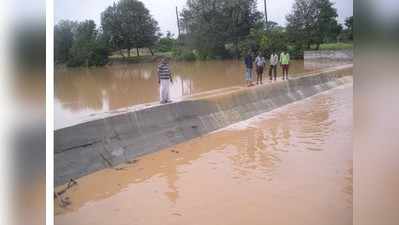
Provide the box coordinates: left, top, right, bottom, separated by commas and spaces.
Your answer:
46, 0, 54, 224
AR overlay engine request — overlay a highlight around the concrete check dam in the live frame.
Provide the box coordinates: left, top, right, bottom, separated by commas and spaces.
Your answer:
55, 64, 353, 186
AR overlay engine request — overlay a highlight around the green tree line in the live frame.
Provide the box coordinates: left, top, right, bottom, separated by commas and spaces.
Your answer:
178, 0, 352, 60
55, 0, 160, 66
55, 0, 353, 67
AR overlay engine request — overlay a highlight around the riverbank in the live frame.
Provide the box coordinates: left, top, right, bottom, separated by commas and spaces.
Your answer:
319, 42, 353, 50
108, 51, 173, 64
56, 44, 353, 67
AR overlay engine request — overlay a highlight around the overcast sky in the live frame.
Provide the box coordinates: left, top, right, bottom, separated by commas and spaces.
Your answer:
55, 0, 353, 36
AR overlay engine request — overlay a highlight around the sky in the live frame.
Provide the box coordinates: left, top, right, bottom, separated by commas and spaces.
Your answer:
55, 0, 353, 36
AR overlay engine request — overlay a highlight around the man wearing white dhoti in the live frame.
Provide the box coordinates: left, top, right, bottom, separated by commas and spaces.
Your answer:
158, 57, 173, 104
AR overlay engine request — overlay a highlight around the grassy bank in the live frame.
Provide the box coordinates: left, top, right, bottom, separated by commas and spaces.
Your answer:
318, 42, 353, 50
70, 43, 354, 66
109, 51, 173, 64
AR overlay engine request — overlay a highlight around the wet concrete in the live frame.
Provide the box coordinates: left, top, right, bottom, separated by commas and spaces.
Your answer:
55, 60, 350, 129
304, 49, 353, 61
55, 82, 353, 225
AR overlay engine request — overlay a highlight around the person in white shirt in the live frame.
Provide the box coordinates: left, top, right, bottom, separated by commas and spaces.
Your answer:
269, 51, 278, 81
254, 53, 266, 85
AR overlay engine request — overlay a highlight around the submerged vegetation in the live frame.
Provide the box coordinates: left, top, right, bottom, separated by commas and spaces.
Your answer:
54, 0, 353, 67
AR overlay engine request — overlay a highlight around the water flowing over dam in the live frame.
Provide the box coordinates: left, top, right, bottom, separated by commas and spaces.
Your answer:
55, 75, 353, 225
55, 64, 352, 186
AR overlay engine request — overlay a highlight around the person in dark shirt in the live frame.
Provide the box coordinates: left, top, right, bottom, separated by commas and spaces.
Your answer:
244, 52, 254, 87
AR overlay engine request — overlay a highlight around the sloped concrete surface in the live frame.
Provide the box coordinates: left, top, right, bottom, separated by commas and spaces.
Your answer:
55, 64, 353, 185
304, 49, 353, 60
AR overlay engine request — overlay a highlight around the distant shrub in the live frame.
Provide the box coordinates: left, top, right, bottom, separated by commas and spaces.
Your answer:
172, 48, 197, 61
288, 45, 304, 59
195, 51, 209, 60
89, 45, 110, 66
177, 51, 196, 61
156, 37, 176, 52
67, 45, 109, 67
66, 56, 85, 67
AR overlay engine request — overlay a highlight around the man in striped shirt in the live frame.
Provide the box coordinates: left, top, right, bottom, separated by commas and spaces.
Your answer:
158, 57, 173, 104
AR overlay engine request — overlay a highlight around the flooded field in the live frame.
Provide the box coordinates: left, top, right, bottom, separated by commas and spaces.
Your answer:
55, 59, 349, 129
55, 81, 353, 225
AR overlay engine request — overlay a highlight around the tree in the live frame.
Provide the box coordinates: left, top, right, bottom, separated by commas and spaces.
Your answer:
68, 20, 97, 66
224, 0, 263, 57
286, 0, 340, 50
345, 16, 353, 40
67, 20, 109, 67
239, 20, 288, 57
180, 0, 262, 58
265, 23, 288, 54
156, 31, 176, 52
101, 0, 160, 57
286, 0, 314, 50
314, 0, 341, 44
91, 29, 112, 66
54, 20, 77, 63
265, 21, 279, 30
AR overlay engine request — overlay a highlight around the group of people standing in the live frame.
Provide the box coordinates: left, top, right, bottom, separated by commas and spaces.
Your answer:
157, 50, 291, 104
244, 51, 290, 87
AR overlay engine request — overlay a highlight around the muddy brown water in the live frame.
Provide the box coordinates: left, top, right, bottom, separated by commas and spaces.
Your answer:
54, 59, 349, 129
55, 81, 353, 225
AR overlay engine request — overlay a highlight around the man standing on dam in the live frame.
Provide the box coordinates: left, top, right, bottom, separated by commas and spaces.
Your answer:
280, 50, 290, 80
255, 52, 266, 85
158, 57, 173, 104
244, 51, 254, 87
269, 51, 278, 81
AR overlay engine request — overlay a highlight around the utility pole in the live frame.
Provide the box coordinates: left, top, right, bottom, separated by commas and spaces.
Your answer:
176, 6, 181, 39
264, 0, 268, 29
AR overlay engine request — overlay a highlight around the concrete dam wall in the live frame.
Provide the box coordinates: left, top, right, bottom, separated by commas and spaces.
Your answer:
55, 65, 353, 186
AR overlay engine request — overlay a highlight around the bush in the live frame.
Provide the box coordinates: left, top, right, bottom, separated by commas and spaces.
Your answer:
237, 25, 289, 58
67, 43, 110, 67
89, 45, 110, 66
238, 38, 258, 56
176, 51, 196, 61
156, 37, 176, 52
288, 45, 304, 59
66, 56, 85, 67
63, 20, 111, 67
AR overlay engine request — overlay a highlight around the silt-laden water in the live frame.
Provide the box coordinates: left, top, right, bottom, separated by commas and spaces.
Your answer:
54, 59, 350, 129
55, 81, 353, 225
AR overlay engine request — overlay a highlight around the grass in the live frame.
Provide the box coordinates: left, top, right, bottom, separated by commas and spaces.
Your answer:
109, 50, 173, 64
109, 48, 173, 58
318, 42, 353, 50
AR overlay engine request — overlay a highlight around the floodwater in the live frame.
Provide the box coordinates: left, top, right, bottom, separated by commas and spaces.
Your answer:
54, 59, 349, 129
55, 81, 353, 225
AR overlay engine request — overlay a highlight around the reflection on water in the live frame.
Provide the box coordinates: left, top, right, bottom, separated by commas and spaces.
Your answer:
55, 83, 353, 225
55, 60, 350, 129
